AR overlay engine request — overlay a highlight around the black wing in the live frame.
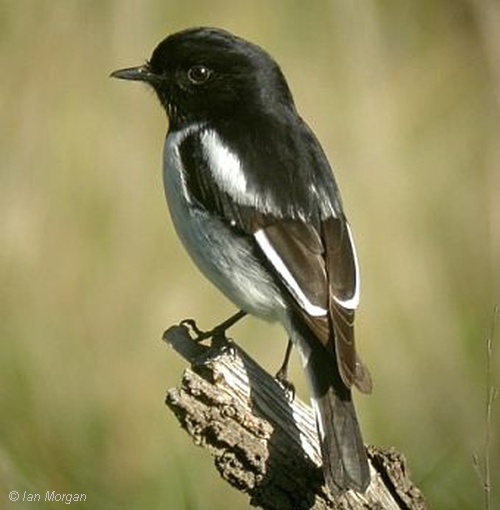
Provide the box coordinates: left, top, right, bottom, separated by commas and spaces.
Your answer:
177, 117, 371, 393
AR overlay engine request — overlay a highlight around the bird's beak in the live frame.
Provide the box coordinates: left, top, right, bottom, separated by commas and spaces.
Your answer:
110, 65, 158, 83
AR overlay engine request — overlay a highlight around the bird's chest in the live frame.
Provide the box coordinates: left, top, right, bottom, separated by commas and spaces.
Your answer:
162, 129, 222, 269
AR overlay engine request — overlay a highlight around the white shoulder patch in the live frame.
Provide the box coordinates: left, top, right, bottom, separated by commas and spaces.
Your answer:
254, 229, 327, 317
201, 130, 248, 200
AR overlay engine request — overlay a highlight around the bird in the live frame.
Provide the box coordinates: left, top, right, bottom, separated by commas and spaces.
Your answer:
111, 26, 372, 494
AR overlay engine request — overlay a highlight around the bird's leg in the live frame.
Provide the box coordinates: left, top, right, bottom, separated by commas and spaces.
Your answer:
181, 310, 247, 343
275, 338, 295, 399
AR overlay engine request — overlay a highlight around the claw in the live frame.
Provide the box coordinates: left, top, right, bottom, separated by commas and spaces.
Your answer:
180, 318, 210, 341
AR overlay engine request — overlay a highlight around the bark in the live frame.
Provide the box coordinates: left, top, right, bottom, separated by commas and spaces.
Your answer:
163, 323, 427, 510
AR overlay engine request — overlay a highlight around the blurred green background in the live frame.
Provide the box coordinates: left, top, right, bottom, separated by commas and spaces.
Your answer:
1, 1, 499, 509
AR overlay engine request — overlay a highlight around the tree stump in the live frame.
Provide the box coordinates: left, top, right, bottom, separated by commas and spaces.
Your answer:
163, 323, 427, 510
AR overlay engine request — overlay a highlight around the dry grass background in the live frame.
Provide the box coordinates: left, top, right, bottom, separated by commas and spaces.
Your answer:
0, 1, 499, 509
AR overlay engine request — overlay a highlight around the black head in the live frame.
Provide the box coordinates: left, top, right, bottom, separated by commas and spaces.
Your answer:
111, 27, 295, 129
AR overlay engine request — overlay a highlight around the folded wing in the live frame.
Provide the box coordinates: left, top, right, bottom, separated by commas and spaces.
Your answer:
254, 216, 371, 394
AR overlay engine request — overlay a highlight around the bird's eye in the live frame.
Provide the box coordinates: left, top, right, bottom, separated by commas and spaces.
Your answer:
187, 65, 212, 85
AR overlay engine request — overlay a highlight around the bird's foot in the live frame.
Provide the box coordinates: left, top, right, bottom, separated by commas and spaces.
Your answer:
180, 310, 247, 344
275, 366, 296, 401
274, 338, 295, 401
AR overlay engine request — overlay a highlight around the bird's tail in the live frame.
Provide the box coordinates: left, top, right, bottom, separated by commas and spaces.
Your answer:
298, 333, 370, 493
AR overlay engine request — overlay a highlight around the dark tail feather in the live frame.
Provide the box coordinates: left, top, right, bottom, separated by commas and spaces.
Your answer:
313, 385, 370, 492
304, 344, 370, 493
